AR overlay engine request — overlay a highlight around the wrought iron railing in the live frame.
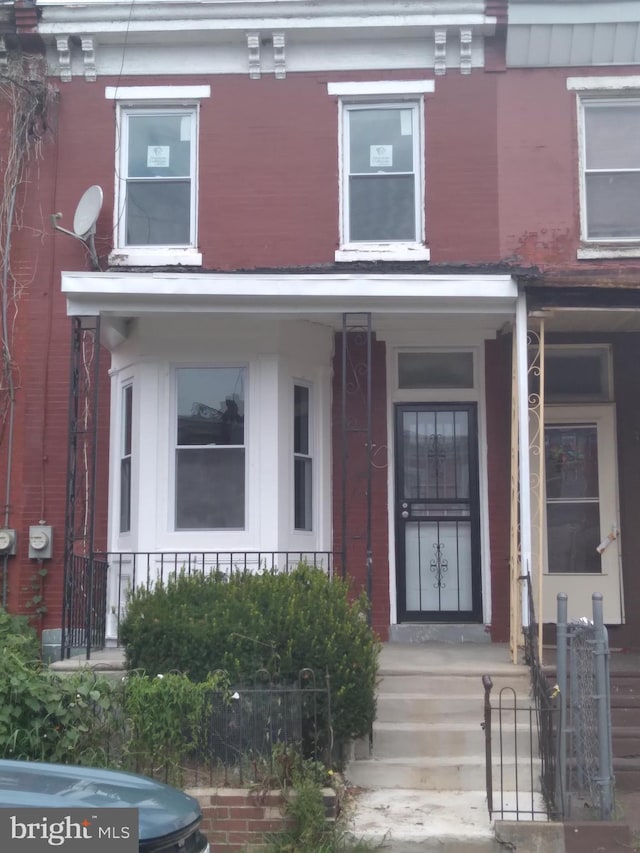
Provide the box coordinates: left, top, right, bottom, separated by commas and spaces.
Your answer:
61, 554, 109, 660
63, 550, 339, 659
482, 676, 554, 821
483, 574, 560, 822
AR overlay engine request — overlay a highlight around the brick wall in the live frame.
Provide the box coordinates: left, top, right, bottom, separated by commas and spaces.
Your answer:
485, 335, 512, 642
331, 332, 390, 640
189, 787, 336, 852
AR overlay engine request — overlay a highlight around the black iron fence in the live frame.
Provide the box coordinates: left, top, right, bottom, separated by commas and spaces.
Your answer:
83, 668, 332, 789
62, 550, 339, 659
482, 676, 559, 822
483, 579, 615, 823
61, 554, 109, 660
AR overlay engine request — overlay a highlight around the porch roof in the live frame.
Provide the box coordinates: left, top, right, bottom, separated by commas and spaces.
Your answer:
62, 270, 518, 318
62, 271, 519, 348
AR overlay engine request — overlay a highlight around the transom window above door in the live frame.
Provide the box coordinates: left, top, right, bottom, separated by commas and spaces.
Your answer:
175, 366, 246, 530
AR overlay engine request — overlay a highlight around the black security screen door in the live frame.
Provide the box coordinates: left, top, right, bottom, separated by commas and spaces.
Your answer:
395, 404, 482, 622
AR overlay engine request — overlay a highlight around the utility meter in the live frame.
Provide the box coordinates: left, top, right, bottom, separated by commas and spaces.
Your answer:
0, 528, 16, 555
28, 525, 53, 559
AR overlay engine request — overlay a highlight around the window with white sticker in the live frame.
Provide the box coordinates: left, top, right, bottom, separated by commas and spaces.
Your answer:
118, 108, 197, 248
328, 81, 432, 262
344, 103, 421, 244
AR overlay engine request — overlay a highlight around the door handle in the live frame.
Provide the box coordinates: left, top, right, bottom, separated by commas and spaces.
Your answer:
596, 524, 620, 555
401, 511, 409, 519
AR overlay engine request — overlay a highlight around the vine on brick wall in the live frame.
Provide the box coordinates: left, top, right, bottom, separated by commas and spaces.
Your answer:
0, 45, 56, 615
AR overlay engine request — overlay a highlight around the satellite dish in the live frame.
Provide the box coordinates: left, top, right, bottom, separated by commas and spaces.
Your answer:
50, 185, 103, 270
73, 185, 103, 238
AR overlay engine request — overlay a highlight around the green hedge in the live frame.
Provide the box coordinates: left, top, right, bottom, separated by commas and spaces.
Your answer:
120, 565, 380, 744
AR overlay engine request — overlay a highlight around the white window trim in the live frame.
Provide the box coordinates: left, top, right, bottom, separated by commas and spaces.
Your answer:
106, 85, 211, 101
293, 381, 314, 534
574, 89, 640, 258
568, 76, 640, 92
108, 86, 210, 267
334, 95, 429, 262
328, 80, 435, 97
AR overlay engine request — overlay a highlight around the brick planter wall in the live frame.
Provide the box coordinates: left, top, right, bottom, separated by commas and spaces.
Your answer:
188, 787, 337, 852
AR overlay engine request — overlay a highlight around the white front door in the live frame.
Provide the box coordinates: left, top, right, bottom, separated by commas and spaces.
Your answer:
542, 405, 623, 624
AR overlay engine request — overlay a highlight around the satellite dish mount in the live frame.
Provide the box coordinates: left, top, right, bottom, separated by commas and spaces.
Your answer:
50, 185, 103, 270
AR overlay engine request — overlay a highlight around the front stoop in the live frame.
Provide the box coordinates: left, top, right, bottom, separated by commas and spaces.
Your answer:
346, 642, 536, 850
495, 821, 633, 853
347, 789, 501, 852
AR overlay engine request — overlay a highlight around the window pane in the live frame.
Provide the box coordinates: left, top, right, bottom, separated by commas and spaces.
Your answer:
399, 352, 474, 389
123, 385, 132, 456
547, 503, 601, 574
545, 426, 599, 500
294, 457, 312, 531
120, 384, 133, 534
349, 108, 414, 174
177, 368, 245, 447
126, 181, 191, 246
176, 448, 245, 529
120, 458, 131, 534
402, 410, 469, 501
585, 103, 640, 170
294, 385, 309, 454
128, 114, 191, 178
350, 174, 415, 241
586, 172, 640, 239
545, 349, 610, 401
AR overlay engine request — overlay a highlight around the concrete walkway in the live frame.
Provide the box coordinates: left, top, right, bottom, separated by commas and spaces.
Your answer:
49, 647, 126, 672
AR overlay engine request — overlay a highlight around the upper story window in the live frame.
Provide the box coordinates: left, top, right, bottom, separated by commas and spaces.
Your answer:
175, 366, 246, 530
581, 99, 640, 241
106, 85, 210, 266
328, 81, 433, 262
568, 77, 640, 259
121, 108, 196, 247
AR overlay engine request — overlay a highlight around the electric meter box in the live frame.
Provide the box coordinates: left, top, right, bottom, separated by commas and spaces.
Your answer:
28, 525, 53, 559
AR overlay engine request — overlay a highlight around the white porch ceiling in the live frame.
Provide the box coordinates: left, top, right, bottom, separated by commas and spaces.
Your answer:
532, 307, 640, 333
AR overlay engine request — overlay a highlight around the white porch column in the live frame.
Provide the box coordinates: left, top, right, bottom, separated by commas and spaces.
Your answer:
516, 291, 532, 629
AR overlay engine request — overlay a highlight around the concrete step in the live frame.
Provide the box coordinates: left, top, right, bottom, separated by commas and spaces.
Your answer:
376, 693, 532, 723
347, 788, 502, 853
372, 721, 535, 760
377, 673, 531, 697
346, 756, 541, 791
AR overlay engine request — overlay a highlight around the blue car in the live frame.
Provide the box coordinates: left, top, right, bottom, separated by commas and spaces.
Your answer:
0, 759, 209, 852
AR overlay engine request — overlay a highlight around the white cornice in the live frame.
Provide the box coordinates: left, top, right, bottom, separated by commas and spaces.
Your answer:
37, 1, 495, 31
36, 0, 496, 79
